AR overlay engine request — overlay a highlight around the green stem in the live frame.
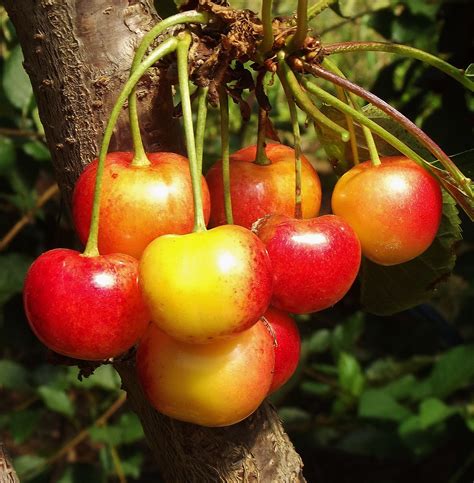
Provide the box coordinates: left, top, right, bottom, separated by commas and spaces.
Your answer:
195, 86, 209, 173
308, 0, 338, 21
259, 0, 274, 55
325, 41, 474, 92
128, 11, 209, 166
303, 62, 473, 198
279, 59, 349, 142
277, 53, 303, 218
177, 32, 206, 232
218, 87, 234, 224
83, 36, 179, 257
323, 58, 379, 165
255, 108, 271, 166
290, 0, 308, 52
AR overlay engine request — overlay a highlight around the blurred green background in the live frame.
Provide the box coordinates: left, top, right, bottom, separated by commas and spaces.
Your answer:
1, 1, 473, 482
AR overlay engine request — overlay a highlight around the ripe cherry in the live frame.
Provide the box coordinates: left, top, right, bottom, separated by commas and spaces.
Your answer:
332, 156, 442, 265
139, 225, 273, 343
136, 319, 275, 427
23, 249, 150, 361
206, 143, 321, 229
254, 214, 361, 314
72, 152, 211, 259
263, 307, 301, 393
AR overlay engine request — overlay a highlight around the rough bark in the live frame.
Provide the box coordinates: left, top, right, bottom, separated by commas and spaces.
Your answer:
0, 443, 19, 483
4, 1, 305, 481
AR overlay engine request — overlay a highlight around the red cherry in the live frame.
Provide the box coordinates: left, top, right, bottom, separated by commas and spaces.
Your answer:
72, 152, 211, 259
206, 143, 321, 229
263, 307, 301, 393
254, 214, 361, 314
23, 248, 150, 360
332, 156, 442, 265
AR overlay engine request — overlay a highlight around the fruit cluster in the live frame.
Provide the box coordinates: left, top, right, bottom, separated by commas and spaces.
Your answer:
23, 140, 442, 427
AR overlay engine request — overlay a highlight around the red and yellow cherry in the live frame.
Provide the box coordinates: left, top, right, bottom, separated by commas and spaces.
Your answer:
332, 156, 442, 266
139, 225, 273, 343
263, 307, 301, 394
72, 152, 211, 259
254, 214, 361, 314
23, 249, 150, 361
136, 319, 275, 427
206, 143, 322, 229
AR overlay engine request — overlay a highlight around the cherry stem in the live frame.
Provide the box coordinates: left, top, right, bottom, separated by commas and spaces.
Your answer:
324, 41, 474, 92
177, 32, 207, 233
128, 11, 209, 167
195, 86, 209, 173
302, 62, 473, 198
289, 0, 308, 52
254, 71, 272, 166
279, 59, 350, 142
218, 86, 234, 224
259, 0, 274, 55
277, 52, 303, 218
323, 58, 379, 166
307, 0, 338, 21
83, 36, 179, 257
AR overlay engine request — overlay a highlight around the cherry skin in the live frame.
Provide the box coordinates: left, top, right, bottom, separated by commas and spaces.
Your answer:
72, 152, 211, 259
136, 320, 275, 427
206, 143, 322, 229
332, 156, 442, 265
254, 214, 361, 314
263, 307, 301, 394
23, 249, 150, 361
139, 225, 273, 344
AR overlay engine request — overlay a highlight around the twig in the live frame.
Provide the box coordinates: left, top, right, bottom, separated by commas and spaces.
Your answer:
0, 184, 59, 252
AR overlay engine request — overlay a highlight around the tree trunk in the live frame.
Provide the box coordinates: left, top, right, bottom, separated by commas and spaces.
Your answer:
4, 1, 305, 481
0, 443, 19, 483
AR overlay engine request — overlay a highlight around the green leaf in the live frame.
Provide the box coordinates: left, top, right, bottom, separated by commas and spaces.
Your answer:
70, 365, 121, 391
13, 454, 46, 479
121, 453, 144, 479
89, 412, 144, 446
37, 385, 75, 417
404, 0, 440, 19
10, 409, 41, 444
360, 191, 461, 315
331, 312, 364, 357
338, 352, 365, 397
308, 329, 331, 353
2, 45, 33, 110
427, 344, 474, 398
466, 63, 474, 79
0, 136, 16, 175
301, 381, 332, 397
359, 390, 413, 422
22, 140, 51, 162
0, 253, 33, 306
0, 359, 29, 390
419, 398, 457, 428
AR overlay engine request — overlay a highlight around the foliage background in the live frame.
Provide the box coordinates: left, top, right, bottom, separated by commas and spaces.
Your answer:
0, 0, 473, 482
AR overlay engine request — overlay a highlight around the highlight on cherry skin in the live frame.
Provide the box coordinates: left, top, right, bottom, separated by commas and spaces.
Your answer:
254, 214, 362, 314
72, 151, 211, 259
23, 248, 150, 361
206, 143, 322, 229
136, 319, 275, 427
138, 224, 273, 344
332, 156, 443, 266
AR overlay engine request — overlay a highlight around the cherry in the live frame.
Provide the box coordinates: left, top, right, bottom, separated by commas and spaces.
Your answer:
136, 319, 274, 427
254, 214, 361, 314
72, 152, 211, 259
263, 307, 301, 393
139, 224, 273, 343
206, 143, 321, 229
332, 156, 442, 265
23, 249, 150, 361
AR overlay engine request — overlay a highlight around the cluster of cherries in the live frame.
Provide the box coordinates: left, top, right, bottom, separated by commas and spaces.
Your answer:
23, 141, 442, 427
